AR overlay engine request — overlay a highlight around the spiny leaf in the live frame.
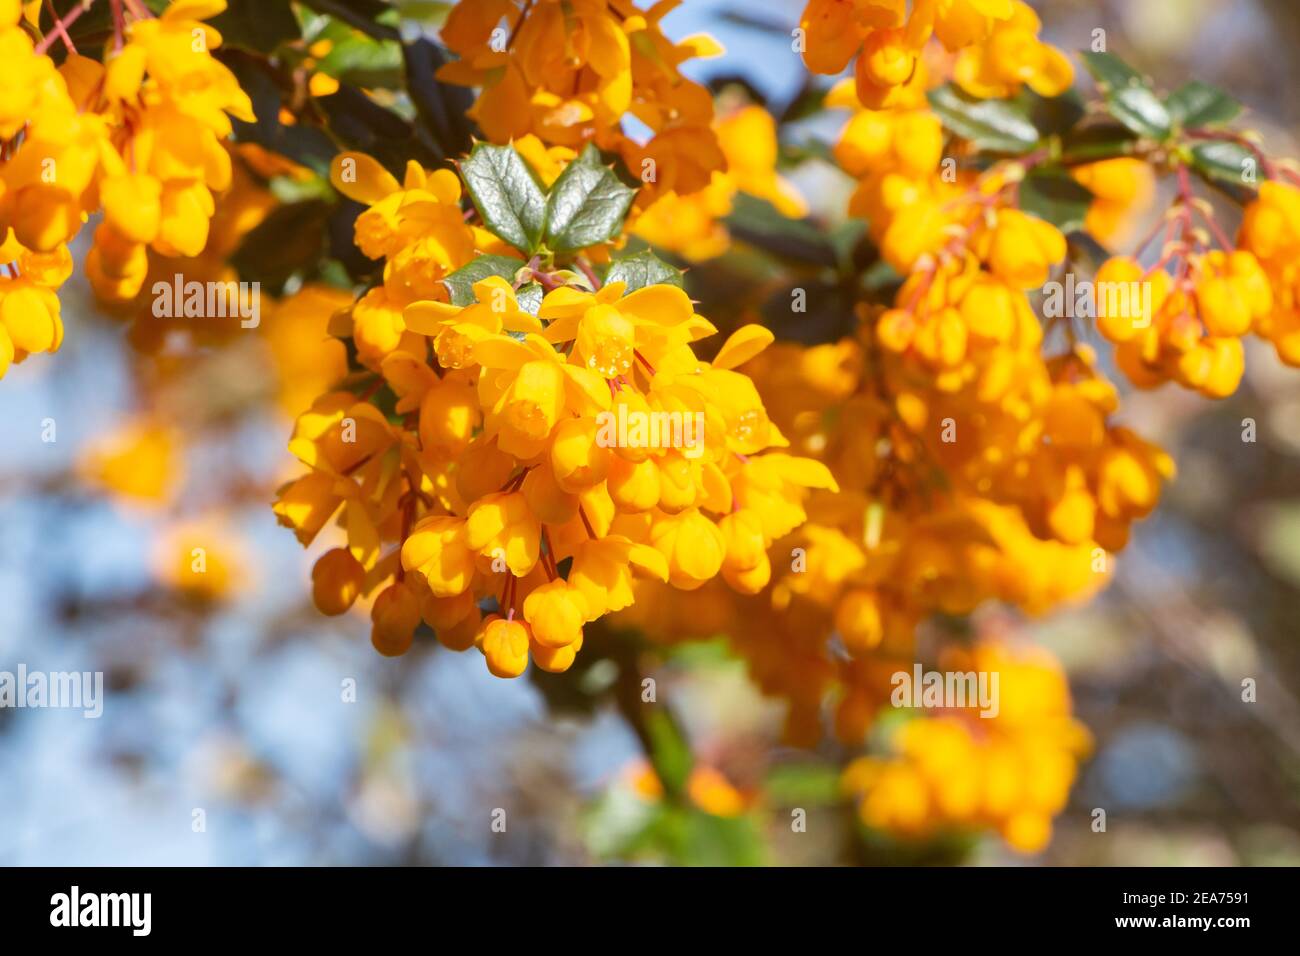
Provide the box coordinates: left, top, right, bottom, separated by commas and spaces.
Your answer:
1165, 81, 1242, 129
1190, 141, 1260, 199
543, 144, 637, 252
440, 255, 526, 306
605, 250, 684, 292
460, 144, 548, 254
927, 84, 1040, 154
1081, 51, 1171, 140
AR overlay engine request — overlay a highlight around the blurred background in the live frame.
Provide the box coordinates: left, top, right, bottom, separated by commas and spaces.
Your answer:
2, 0, 1299, 865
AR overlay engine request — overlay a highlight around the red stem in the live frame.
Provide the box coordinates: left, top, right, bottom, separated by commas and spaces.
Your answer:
43, 0, 77, 54
34, 0, 94, 55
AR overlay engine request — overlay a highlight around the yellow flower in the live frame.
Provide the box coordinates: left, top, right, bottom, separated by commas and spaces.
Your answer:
531, 633, 583, 673
402, 515, 478, 597
952, 1, 1074, 99
371, 581, 421, 656
974, 209, 1067, 289
479, 616, 531, 678
550, 417, 611, 494
568, 534, 668, 619
78, 420, 182, 504
273, 472, 342, 547
312, 548, 367, 616
1072, 159, 1154, 247
649, 509, 727, 590
465, 491, 541, 576
154, 521, 245, 601
522, 579, 588, 649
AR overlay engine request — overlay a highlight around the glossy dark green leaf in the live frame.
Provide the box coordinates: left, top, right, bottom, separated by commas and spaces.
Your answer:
296, 0, 400, 42
1081, 51, 1171, 139
316, 34, 404, 87
726, 193, 839, 268
514, 281, 544, 316
460, 144, 548, 253
316, 84, 443, 175
1018, 168, 1093, 234
927, 84, 1040, 153
440, 255, 525, 306
1014, 87, 1086, 138
1058, 123, 1139, 164
230, 201, 329, 292
543, 145, 637, 252
604, 250, 684, 292
226, 57, 336, 175
1190, 141, 1259, 191
403, 37, 475, 162
1165, 81, 1242, 129
209, 0, 301, 53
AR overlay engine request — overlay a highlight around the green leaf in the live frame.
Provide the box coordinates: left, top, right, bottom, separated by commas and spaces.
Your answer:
316, 84, 443, 175
927, 84, 1040, 153
439, 255, 525, 306
644, 708, 693, 796
1019, 168, 1093, 233
209, 0, 301, 53
1165, 81, 1241, 129
230, 201, 329, 292
1190, 141, 1259, 194
296, 0, 400, 42
1081, 51, 1171, 139
1014, 87, 1086, 139
515, 281, 544, 316
316, 34, 404, 87
543, 144, 637, 252
604, 250, 684, 292
677, 809, 766, 867
225, 58, 336, 175
402, 37, 475, 162
764, 763, 843, 805
725, 192, 840, 268
1058, 122, 1139, 164
460, 144, 548, 254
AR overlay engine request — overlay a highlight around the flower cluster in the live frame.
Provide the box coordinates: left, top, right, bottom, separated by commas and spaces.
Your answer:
438, 0, 725, 202
831, 84, 1175, 559
0, 0, 252, 378
47, 0, 1288, 859
325, 151, 485, 364
277, 227, 836, 674
799, 0, 1071, 109
274, 103, 838, 674
631, 104, 808, 261
1233, 180, 1300, 369
842, 640, 1091, 854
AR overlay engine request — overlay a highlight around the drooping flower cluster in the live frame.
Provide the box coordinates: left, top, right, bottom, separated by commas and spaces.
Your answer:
612, 14, 1174, 853
438, 0, 725, 202
799, 0, 1071, 109
830, 82, 1175, 557
1228, 180, 1300, 370
276, 185, 836, 674
0, 0, 253, 379
1080, 167, 1300, 399
842, 640, 1091, 854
